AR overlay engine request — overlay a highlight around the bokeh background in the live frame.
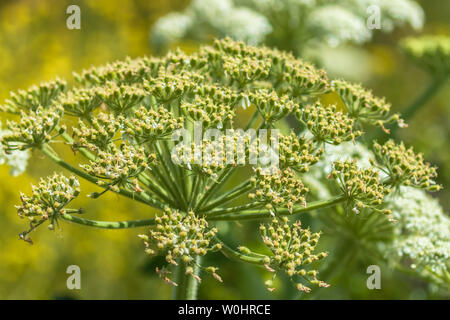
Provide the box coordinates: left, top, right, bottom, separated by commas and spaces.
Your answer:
0, 0, 448, 299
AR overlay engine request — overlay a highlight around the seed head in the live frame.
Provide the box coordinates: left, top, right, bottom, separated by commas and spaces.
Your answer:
1, 79, 66, 113
1, 106, 64, 152
249, 167, 308, 214
16, 173, 80, 242
296, 102, 362, 144
373, 140, 441, 191
332, 79, 403, 132
260, 217, 328, 292
329, 160, 390, 214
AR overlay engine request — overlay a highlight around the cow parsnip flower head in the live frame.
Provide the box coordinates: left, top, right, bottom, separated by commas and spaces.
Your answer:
181, 96, 235, 129
16, 173, 80, 243
56, 87, 103, 118
81, 144, 155, 192
0, 38, 442, 296
73, 56, 162, 86
139, 207, 222, 284
248, 89, 296, 124
96, 82, 147, 115
0, 79, 66, 113
372, 140, 441, 191
332, 79, 405, 132
124, 106, 184, 144
72, 112, 122, 152
296, 102, 363, 145
1, 106, 64, 152
278, 132, 323, 172
143, 69, 204, 105
259, 217, 329, 292
249, 167, 308, 214
401, 35, 450, 76
329, 160, 391, 215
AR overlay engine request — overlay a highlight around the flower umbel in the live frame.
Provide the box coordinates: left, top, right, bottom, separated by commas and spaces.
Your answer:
139, 208, 222, 284
16, 173, 81, 243
372, 140, 441, 191
260, 217, 329, 292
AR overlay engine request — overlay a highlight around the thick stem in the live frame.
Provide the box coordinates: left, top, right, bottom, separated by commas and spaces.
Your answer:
172, 257, 201, 300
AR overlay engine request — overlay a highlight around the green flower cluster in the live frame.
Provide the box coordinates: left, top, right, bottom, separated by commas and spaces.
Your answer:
296, 102, 362, 145
259, 217, 329, 292
181, 96, 235, 128
139, 208, 222, 284
124, 106, 184, 144
278, 132, 322, 172
1, 79, 66, 113
332, 79, 404, 132
72, 112, 122, 151
249, 167, 308, 214
1, 106, 64, 152
16, 173, 80, 243
81, 144, 155, 191
329, 160, 391, 214
373, 140, 441, 191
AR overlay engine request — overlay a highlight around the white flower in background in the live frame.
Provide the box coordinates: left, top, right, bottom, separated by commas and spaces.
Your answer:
151, 0, 424, 55
151, 0, 271, 48
385, 187, 450, 278
307, 5, 371, 47
190, 0, 234, 24
151, 13, 193, 48
214, 8, 272, 45
0, 123, 30, 176
313, 141, 375, 174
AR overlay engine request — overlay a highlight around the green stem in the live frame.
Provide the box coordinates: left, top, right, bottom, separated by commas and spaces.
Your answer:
57, 194, 347, 230
207, 202, 264, 217
208, 195, 347, 221
195, 166, 235, 209
60, 213, 155, 229
172, 257, 201, 300
199, 180, 252, 213
215, 236, 266, 265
